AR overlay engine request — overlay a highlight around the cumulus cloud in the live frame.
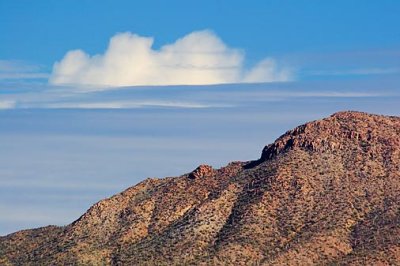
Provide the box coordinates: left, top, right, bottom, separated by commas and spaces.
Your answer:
50, 30, 292, 87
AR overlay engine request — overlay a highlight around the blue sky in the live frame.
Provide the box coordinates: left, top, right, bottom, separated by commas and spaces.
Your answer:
1, 1, 399, 71
0, 1, 399, 235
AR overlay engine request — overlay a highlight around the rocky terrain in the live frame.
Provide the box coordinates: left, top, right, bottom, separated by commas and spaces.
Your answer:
1, 111, 399, 265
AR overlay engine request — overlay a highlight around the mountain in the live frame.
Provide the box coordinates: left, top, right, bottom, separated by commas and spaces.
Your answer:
1, 111, 399, 265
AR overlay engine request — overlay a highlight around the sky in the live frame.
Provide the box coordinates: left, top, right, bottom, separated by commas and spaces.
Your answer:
0, 1, 399, 235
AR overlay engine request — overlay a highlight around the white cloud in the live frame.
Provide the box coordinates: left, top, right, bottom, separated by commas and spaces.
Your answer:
50, 30, 292, 87
243, 58, 293, 82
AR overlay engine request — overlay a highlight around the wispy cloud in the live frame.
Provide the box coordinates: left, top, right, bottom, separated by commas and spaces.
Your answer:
2, 80, 397, 110
307, 67, 400, 77
50, 30, 293, 87
0, 72, 50, 80
288, 48, 400, 80
0, 100, 16, 109
0, 60, 49, 80
42, 100, 229, 109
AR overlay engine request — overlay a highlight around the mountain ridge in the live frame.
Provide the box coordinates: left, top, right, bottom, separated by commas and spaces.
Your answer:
1, 111, 399, 265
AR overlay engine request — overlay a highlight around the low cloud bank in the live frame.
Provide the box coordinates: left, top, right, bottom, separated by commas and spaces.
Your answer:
50, 30, 292, 87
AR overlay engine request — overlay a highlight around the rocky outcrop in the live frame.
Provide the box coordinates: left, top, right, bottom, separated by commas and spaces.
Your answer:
188, 164, 215, 179
261, 111, 400, 160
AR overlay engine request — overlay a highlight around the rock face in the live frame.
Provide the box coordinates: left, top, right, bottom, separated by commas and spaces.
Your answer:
188, 164, 215, 179
1, 111, 399, 265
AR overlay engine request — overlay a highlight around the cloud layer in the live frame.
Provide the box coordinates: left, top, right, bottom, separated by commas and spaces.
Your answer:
50, 30, 292, 87
0, 60, 49, 80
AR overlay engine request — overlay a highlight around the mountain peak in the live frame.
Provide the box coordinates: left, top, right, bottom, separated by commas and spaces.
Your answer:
260, 110, 400, 161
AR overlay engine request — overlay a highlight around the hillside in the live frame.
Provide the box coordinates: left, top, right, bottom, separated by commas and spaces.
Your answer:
1, 111, 399, 265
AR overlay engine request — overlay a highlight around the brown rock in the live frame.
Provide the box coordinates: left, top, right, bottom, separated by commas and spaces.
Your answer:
188, 164, 214, 179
